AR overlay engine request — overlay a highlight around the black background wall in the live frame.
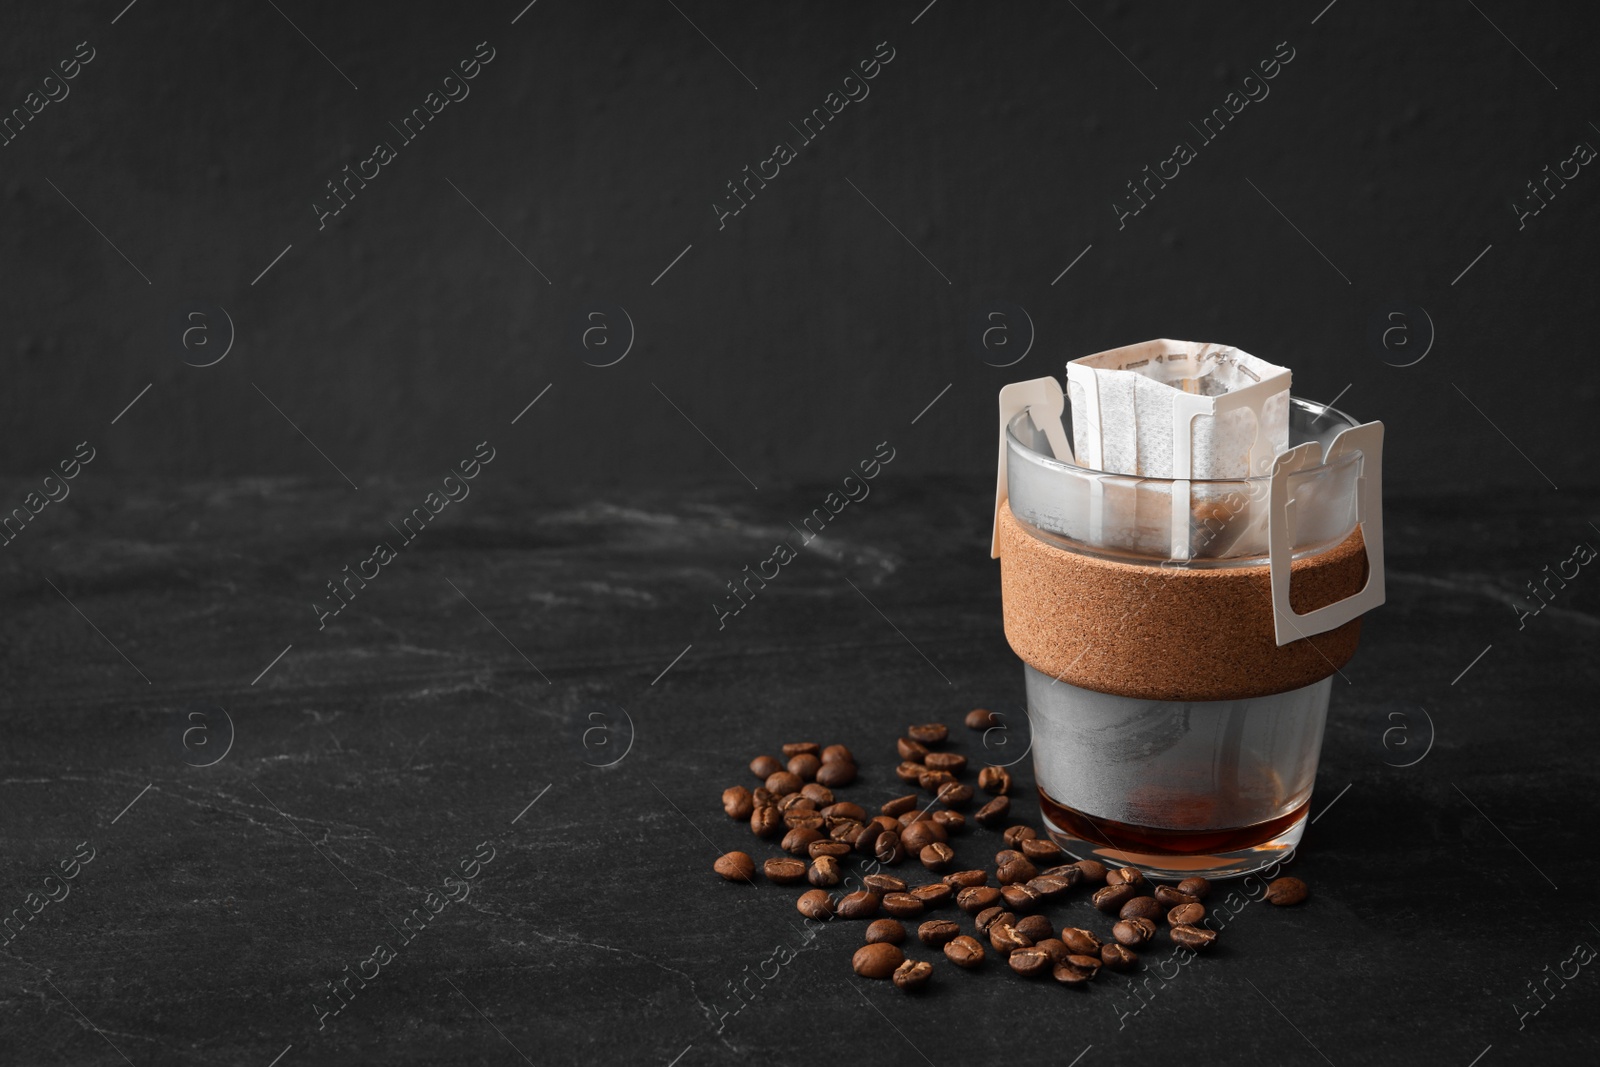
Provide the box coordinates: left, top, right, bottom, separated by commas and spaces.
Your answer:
3, 1, 1594, 493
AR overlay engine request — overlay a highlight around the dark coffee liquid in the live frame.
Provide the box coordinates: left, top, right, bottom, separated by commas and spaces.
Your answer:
1039, 788, 1309, 857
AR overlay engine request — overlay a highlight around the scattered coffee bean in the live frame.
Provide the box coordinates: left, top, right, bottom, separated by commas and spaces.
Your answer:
800, 783, 834, 806
766, 771, 803, 797
902, 821, 947, 852
722, 786, 754, 820
910, 882, 953, 906
808, 840, 850, 859
944, 935, 985, 968
935, 783, 974, 809
781, 827, 823, 856
854, 822, 885, 856
1027, 874, 1078, 901
965, 708, 999, 729
852, 942, 904, 979
1108, 866, 1147, 889
1058, 928, 1102, 955
897, 737, 929, 762
797, 889, 835, 919
778, 793, 815, 814
821, 744, 854, 765
874, 832, 904, 865
866, 919, 906, 945
957, 885, 1001, 913
1092, 883, 1137, 913
1009, 946, 1052, 977
864, 874, 908, 894
1168, 902, 1206, 926
994, 849, 1023, 866
894, 761, 925, 783
836, 890, 880, 920
1073, 859, 1108, 884
764, 857, 808, 884
1035, 938, 1070, 965
830, 821, 865, 846
808, 856, 842, 887
1154, 885, 1200, 908
944, 870, 987, 889
1112, 917, 1156, 947
1052, 955, 1101, 986
787, 754, 821, 782
714, 852, 754, 882
1001, 826, 1037, 848
975, 908, 1017, 935
750, 806, 781, 838
1119, 896, 1164, 922
815, 760, 857, 787
918, 769, 956, 794
1100, 943, 1139, 971
924, 751, 966, 774
919, 842, 956, 871
907, 723, 949, 745
996, 858, 1038, 886
974, 796, 1010, 828
1000, 884, 1039, 911
1019, 838, 1062, 862
881, 794, 918, 817
932, 810, 966, 833
1265, 877, 1309, 906
782, 742, 820, 758
882, 893, 926, 919
750, 755, 783, 779
782, 810, 824, 831
977, 766, 1012, 795
871, 815, 900, 832
824, 801, 867, 823
1015, 914, 1053, 943
919, 919, 962, 947
1169, 924, 1218, 950
893, 958, 934, 991
896, 811, 922, 829
1177, 875, 1211, 900
751, 787, 774, 808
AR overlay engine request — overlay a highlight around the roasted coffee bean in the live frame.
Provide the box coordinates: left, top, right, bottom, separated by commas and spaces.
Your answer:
882, 893, 926, 919
808, 856, 842, 887
931, 810, 966, 833
750, 755, 783, 779
918, 769, 956, 794
866, 918, 906, 945
893, 958, 934, 991
897, 737, 930, 762
854, 821, 885, 855
924, 751, 967, 774
800, 783, 835, 806
907, 723, 949, 745
881, 794, 919, 817
815, 761, 857, 788
777, 793, 816, 813
1177, 876, 1211, 900
1002, 825, 1037, 848
1073, 859, 1109, 883
1168, 902, 1206, 926
1154, 885, 1201, 909
1000, 884, 1040, 911
896, 811, 922, 829
975, 907, 1017, 935
920, 919, 963, 947
1052, 955, 1101, 986
1119, 896, 1164, 922
1058, 928, 1102, 955
894, 761, 925, 783
808, 841, 850, 859
944, 935, 985, 968
974, 796, 1011, 828
765, 771, 803, 797
787, 754, 821, 782
965, 708, 999, 729
1169, 924, 1218, 950
782, 742, 820, 758
910, 882, 952, 906
750, 806, 782, 838
919, 842, 956, 871
852, 942, 904, 979
722, 786, 754, 820
874, 832, 905, 865
994, 848, 1024, 866
902, 821, 947, 852
1112, 917, 1156, 947
1014, 914, 1053, 943
781, 827, 823, 856
1008, 946, 1052, 977
1100, 944, 1139, 971
1026, 874, 1076, 900
751, 787, 774, 808
871, 815, 901, 832
997, 858, 1038, 886
830, 821, 865, 845
824, 801, 867, 823
1092, 883, 1137, 913
944, 870, 987, 889
797, 889, 835, 919
764, 857, 808, 884
836, 890, 881, 920
1265, 877, 1309, 906
714, 852, 754, 881
864, 874, 908, 894
821, 744, 854, 765
956, 886, 1001, 914
977, 765, 1012, 795
1019, 838, 1062, 862
935, 783, 974, 809
1106, 866, 1147, 889
1035, 938, 1070, 964
782, 811, 824, 831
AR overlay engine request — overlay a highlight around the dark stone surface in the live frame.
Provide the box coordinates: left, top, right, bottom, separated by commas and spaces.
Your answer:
2, 475, 1596, 1064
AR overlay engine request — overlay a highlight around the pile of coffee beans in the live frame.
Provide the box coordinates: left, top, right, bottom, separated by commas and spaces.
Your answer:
712, 711, 1310, 994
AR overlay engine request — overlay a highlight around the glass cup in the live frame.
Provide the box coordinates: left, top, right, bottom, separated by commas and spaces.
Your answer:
1005, 396, 1364, 879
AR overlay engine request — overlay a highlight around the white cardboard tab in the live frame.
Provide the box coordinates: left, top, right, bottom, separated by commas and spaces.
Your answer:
992, 377, 1070, 558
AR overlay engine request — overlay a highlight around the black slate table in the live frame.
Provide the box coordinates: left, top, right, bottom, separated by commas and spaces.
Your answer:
2, 476, 1596, 1065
